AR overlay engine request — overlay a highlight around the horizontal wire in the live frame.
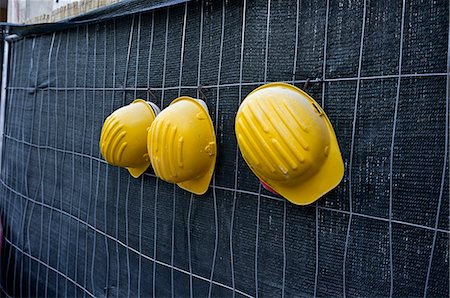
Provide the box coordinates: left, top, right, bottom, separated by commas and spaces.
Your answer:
214, 185, 450, 234
5, 72, 449, 92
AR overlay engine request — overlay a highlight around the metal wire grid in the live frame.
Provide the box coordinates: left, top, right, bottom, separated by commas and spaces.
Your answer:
0, 0, 448, 297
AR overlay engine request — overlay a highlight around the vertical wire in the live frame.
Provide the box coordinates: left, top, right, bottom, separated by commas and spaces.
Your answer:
342, 1, 367, 296
42, 31, 57, 298
423, 0, 448, 296
146, 10, 158, 298
256, 1, 271, 296
125, 175, 131, 297
162, 7, 170, 295
24, 36, 42, 298
189, 2, 205, 296
35, 32, 56, 297
286, 0, 301, 296
316, 0, 330, 296
102, 21, 111, 296
187, 192, 193, 297
254, 184, 261, 298
153, 7, 170, 297
230, 1, 247, 296
11, 44, 23, 296
144, 9, 155, 298
292, 0, 299, 84
62, 28, 72, 298
72, 26, 82, 298
208, 1, 225, 297
123, 15, 136, 298
90, 23, 100, 295
112, 18, 121, 298
135, 13, 143, 298
44, 32, 61, 297
82, 24, 92, 298
172, 3, 188, 297
50, 32, 63, 297
138, 174, 144, 296
388, 1, 406, 296
17, 37, 34, 298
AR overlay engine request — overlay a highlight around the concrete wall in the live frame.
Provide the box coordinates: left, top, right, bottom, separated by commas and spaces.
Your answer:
8, 0, 54, 23
7, 0, 118, 24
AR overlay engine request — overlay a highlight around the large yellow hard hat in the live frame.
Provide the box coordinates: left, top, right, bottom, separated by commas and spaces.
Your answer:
235, 82, 344, 205
100, 99, 160, 178
147, 97, 217, 195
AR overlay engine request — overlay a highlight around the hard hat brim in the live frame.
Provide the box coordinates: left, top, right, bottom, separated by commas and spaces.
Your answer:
177, 167, 215, 195
127, 161, 151, 178
132, 99, 159, 118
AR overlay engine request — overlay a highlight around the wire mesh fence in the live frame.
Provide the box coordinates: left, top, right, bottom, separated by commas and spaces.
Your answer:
0, 0, 448, 297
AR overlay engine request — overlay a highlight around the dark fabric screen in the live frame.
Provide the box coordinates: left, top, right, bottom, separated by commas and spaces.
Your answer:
0, 0, 448, 297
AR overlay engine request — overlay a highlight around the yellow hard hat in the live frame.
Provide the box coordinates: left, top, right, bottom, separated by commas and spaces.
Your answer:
147, 97, 217, 195
235, 82, 344, 205
100, 99, 160, 178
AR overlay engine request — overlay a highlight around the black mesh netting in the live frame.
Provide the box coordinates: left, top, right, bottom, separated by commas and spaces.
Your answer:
0, 0, 448, 297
